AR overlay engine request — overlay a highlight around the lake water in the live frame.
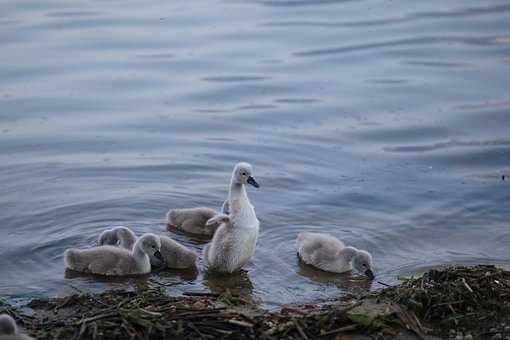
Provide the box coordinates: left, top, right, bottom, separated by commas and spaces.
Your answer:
1, 0, 509, 309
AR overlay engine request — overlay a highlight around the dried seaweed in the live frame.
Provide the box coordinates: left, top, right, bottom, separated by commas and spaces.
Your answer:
381, 265, 510, 338
10, 288, 366, 340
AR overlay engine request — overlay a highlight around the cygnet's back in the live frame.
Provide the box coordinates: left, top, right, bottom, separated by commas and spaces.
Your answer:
0, 314, 34, 340
98, 226, 137, 250
65, 246, 136, 275
150, 236, 198, 269
296, 232, 345, 266
166, 207, 219, 236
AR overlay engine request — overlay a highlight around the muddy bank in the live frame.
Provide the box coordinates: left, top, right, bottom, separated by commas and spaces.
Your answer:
1, 265, 509, 340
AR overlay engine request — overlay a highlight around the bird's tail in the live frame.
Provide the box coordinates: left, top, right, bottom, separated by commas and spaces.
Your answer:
206, 214, 230, 227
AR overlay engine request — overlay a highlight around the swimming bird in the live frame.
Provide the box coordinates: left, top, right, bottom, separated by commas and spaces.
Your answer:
204, 162, 260, 273
295, 232, 374, 279
97, 227, 197, 269
0, 314, 34, 340
64, 233, 162, 276
97, 226, 137, 250
167, 207, 221, 236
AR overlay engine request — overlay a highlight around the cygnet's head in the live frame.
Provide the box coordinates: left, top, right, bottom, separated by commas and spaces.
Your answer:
139, 233, 163, 261
352, 250, 374, 279
232, 162, 259, 188
98, 229, 116, 246
0, 314, 17, 335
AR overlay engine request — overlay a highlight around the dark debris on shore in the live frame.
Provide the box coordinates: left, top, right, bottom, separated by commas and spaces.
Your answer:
381, 265, 510, 339
1, 265, 509, 340
3, 289, 372, 340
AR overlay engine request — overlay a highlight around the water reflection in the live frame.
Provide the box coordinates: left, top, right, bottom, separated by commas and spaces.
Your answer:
203, 270, 254, 297
155, 267, 199, 283
296, 259, 373, 295
165, 224, 212, 244
64, 269, 151, 292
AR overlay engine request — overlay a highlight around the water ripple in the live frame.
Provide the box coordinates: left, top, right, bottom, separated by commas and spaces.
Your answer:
263, 3, 510, 28
202, 76, 271, 82
295, 35, 507, 57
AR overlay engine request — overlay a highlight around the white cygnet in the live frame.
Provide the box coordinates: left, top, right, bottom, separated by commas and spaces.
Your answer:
97, 226, 137, 250
203, 162, 260, 273
0, 314, 34, 340
295, 232, 374, 279
150, 236, 198, 269
167, 207, 221, 236
64, 233, 162, 276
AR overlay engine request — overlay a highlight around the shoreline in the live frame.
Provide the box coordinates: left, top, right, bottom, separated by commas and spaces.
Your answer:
1, 265, 509, 339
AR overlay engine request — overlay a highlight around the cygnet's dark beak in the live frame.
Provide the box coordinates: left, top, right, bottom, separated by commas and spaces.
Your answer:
247, 176, 259, 188
154, 250, 164, 261
365, 269, 375, 280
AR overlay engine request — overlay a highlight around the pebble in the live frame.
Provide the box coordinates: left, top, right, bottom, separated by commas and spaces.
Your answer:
464, 335, 473, 340
505, 326, 510, 332
492, 334, 502, 340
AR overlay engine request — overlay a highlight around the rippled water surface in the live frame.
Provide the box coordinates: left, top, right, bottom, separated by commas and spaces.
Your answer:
1, 0, 509, 308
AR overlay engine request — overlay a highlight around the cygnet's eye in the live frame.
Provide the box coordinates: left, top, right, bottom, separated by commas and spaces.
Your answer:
362, 263, 367, 267
152, 245, 156, 249
242, 172, 247, 176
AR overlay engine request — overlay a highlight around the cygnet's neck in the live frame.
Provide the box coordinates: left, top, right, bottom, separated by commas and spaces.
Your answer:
117, 230, 136, 249
229, 178, 255, 219
132, 238, 149, 265
229, 180, 248, 201
338, 246, 358, 261
120, 237, 135, 250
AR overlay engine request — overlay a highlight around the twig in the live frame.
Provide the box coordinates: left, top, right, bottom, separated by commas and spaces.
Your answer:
431, 300, 464, 307
321, 324, 358, 336
227, 319, 254, 328
188, 321, 206, 340
292, 318, 309, 340
392, 305, 428, 340
377, 281, 392, 287
337, 300, 363, 313
461, 278, 474, 293
76, 311, 119, 325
